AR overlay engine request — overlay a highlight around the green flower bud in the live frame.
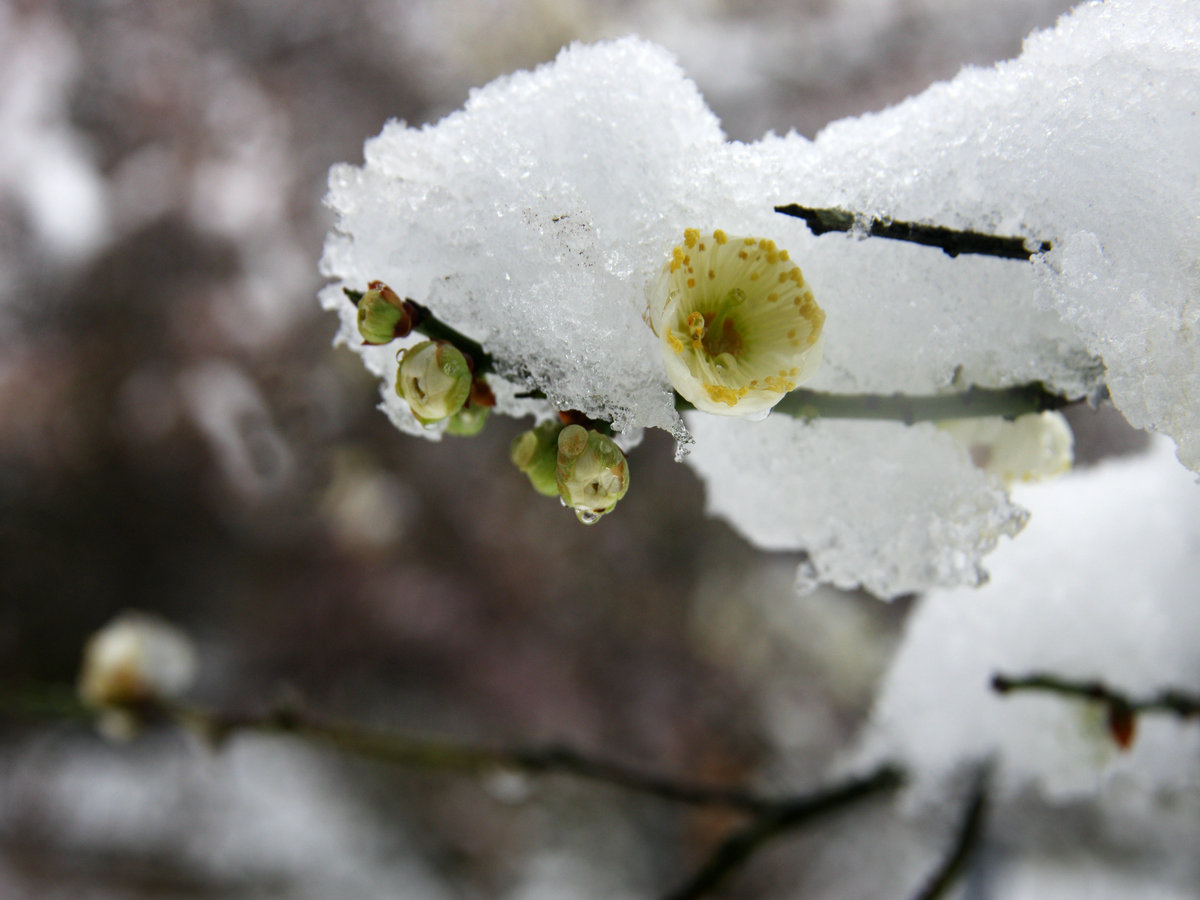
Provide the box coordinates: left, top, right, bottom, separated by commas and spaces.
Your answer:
396, 340, 472, 425
445, 399, 490, 437
510, 420, 564, 497
555, 424, 630, 524
356, 283, 412, 344
648, 229, 825, 416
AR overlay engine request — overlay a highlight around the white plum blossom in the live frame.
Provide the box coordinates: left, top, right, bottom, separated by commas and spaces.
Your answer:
648, 228, 825, 416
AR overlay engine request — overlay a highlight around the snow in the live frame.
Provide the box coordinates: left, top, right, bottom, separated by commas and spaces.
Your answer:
744, 0, 1200, 468
321, 37, 723, 439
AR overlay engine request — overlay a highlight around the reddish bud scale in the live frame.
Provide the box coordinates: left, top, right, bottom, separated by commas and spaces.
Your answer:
1107, 702, 1137, 751
470, 378, 496, 408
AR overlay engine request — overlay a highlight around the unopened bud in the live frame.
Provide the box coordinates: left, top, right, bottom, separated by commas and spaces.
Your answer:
939, 411, 1073, 484
510, 421, 563, 496
555, 424, 630, 524
356, 283, 413, 344
396, 340, 472, 425
78, 611, 197, 740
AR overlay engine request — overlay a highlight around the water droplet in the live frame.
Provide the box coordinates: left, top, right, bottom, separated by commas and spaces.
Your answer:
575, 509, 600, 525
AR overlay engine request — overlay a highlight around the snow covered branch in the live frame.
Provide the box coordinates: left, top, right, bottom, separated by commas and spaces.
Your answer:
321, 0, 1200, 596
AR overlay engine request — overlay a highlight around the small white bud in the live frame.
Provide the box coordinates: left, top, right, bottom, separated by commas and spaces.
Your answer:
939, 411, 1074, 484
78, 612, 197, 740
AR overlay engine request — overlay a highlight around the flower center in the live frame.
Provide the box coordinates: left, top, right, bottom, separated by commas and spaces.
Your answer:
687, 289, 746, 362
703, 313, 743, 359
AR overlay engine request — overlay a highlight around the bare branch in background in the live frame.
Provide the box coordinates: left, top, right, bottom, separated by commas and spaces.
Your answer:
662, 767, 904, 900
1, 685, 902, 815
911, 767, 991, 900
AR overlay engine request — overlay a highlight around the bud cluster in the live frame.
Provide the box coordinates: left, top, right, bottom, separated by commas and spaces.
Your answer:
352, 282, 497, 435
347, 229, 829, 526
353, 280, 636, 524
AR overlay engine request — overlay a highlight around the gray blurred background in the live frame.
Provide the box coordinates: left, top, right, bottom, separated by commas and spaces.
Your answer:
0, 1, 1094, 897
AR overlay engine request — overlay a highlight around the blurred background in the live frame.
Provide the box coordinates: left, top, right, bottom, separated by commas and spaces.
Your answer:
0, 1, 1134, 897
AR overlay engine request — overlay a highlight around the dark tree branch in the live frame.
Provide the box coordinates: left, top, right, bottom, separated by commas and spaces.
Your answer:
662, 766, 905, 900
911, 767, 990, 900
0, 686, 901, 819
768, 383, 1083, 424
775, 204, 1052, 260
991, 673, 1200, 721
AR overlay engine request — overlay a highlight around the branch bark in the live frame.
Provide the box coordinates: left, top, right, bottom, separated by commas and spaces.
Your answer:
774, 204, 1051, 260
991, 673, 1200, 720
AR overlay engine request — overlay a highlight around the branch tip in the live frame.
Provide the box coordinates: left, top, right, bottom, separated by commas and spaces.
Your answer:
775, 204, 1051, 261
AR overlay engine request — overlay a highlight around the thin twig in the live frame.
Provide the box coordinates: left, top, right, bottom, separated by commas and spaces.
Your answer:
663, 766, 905, 900
5, 691, 909, 899
990, 673, 1200, 720
504, 744, 774, 811
775, 204, 1051, 260
911, 767, 990, 900
199, 705, 778, 811
992, 672, 1200, 749
343, 287, 495, 373
0, 687, 898, 816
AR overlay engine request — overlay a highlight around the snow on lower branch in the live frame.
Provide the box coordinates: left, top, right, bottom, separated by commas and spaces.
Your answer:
855, 438, 1200, 801
684, 414, 1027, 599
